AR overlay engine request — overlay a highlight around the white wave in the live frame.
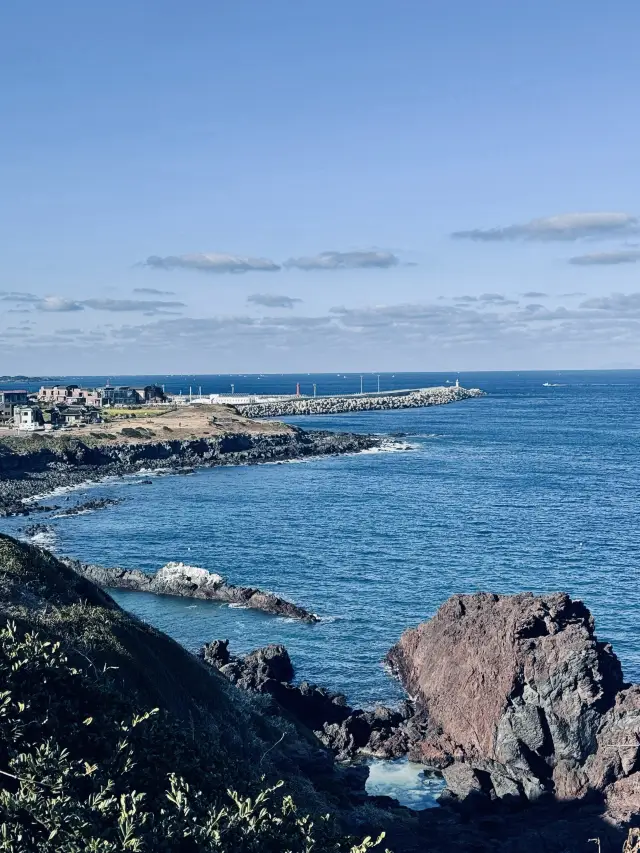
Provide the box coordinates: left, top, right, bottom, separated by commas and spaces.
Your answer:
22, 479, 104, 505
365, 758, 444, 810
21, 529, 58, 550
360, 440, 417, 454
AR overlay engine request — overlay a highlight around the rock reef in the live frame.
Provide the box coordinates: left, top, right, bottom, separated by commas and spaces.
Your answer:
66, 558, 319, 622
386, 592, 640, 820
53, 497, 122, 517
235, 385, 484, 418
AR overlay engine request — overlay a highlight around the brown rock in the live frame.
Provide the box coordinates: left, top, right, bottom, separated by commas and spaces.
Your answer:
605, 773, 640, 825
387, 592, 627, 803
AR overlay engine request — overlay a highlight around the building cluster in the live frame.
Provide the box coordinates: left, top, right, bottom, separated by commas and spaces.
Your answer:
0, 384, 166, 432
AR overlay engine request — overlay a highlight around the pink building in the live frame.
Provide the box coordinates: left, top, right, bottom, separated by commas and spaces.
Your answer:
38, 385, 101, 408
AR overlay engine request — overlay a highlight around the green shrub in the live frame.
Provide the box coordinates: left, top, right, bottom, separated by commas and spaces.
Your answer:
0, 621, 388, 853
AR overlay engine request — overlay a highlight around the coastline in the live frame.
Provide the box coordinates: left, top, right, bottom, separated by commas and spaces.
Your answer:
0, 423, 381, 515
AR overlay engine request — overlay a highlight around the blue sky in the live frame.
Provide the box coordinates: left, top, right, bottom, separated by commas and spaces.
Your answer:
2, 1, 640, 373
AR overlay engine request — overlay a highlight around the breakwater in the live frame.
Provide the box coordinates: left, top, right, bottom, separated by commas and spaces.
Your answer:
235, 385, 484, 418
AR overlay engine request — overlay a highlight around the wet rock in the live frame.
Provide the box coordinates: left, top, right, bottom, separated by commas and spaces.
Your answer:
20, 523, 55, 539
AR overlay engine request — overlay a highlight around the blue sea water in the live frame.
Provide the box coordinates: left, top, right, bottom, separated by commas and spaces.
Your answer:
2, 371, 640, 713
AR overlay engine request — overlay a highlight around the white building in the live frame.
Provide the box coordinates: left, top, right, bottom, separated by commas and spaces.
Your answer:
13, 406, 44, 431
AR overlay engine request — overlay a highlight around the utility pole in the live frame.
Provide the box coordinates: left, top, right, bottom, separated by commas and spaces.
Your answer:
360, 375, 363, 395
377, 374, 380, 393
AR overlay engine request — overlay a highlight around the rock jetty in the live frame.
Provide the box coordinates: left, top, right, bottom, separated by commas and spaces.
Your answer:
235, 385, 484, 418
66, 558, 319, 622
386, 592, 640, 821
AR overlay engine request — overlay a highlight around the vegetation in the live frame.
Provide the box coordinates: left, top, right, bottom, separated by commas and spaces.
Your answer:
101, 408, 173, 419
0, 535, 390, 852
0, 620, 387, 852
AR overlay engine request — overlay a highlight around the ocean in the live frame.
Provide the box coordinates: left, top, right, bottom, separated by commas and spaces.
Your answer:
2, 371, 639, 703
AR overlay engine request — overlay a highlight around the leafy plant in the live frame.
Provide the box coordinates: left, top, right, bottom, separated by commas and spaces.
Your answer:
0, 621, 388, 853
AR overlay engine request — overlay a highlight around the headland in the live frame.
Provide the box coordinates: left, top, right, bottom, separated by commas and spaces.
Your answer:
0, 404, 379, 515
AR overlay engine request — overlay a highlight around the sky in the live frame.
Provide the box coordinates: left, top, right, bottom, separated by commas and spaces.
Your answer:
2, 0, 640, 374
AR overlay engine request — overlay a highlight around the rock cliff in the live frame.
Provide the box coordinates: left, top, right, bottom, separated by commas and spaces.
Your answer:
200, 639, 411, 761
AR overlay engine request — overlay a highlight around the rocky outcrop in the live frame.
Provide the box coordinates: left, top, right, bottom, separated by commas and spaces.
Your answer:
236, 386, 484, 418
0, 429, 381, 514
200, 639, 413, 761
53, 497, 122, 517
386, 592, 639, 816
67, 560, 319, 622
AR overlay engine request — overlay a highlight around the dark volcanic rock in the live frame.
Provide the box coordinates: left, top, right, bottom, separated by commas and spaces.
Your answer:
54, 497, 122, 517
66, 559, 319, 623
200, 640, 411, 762
386, 592, 639, 816
21, 523, 55, 539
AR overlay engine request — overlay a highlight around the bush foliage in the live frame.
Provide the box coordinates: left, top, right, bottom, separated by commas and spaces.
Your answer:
0, 621, 387, 853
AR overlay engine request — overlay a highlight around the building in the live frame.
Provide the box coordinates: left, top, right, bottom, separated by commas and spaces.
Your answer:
98, 386, 142, 407
38, 385, 101, 408
141, 384, 166, 403
13, 405, 44, 431
0, 390, 29, 423
50, 404, 101, 427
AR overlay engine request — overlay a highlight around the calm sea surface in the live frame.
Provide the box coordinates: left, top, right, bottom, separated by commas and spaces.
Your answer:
2, 371, 640, 710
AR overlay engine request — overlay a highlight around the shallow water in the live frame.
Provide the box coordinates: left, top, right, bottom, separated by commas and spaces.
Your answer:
2, 370, 640, 710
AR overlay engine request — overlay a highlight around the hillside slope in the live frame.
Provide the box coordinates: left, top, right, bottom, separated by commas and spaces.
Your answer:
0, 533, 395, 852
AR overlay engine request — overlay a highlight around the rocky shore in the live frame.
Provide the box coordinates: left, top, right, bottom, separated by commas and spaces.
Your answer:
0, 427, 380, 516
200, 639, 412, 760
66, 558, 319, 622
202, 591, 640, 828
235, 385, 484, 418
0, 532, 637, 851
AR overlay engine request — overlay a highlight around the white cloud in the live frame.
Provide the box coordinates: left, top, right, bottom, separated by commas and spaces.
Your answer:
569, 250, 640, 265
452, 212, 639, 242
284, 250, 399, 270
143, 253, 280, 273
83, 298, 186, 313
248, 293, 302, 308
36, 297, 84, 312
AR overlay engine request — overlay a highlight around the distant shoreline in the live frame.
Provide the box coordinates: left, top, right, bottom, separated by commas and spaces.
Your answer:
0, 414, 381, 516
